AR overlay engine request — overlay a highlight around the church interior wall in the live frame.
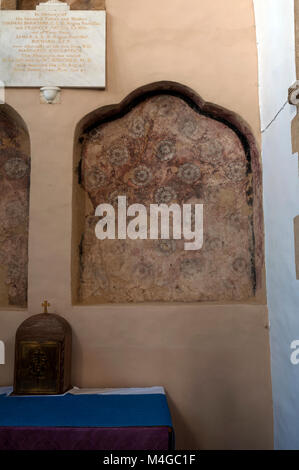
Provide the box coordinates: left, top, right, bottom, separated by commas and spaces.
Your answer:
0, 0, 273, 449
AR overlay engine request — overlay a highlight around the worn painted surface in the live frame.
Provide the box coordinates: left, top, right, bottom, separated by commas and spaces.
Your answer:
80, 94, 257, 303
0, 109, 30, 307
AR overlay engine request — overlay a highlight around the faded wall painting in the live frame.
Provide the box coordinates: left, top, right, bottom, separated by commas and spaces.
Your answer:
75, 85, 263, 304
0, 107, 30, 307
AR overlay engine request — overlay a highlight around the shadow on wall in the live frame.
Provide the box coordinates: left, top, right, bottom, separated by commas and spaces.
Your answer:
0, 0, 105, 9
72, 81, 266, 306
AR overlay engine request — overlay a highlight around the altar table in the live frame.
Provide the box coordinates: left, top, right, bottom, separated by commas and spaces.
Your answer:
0, 386, 174, 450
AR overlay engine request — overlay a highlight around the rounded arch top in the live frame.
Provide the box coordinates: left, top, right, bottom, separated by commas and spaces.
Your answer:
76, 81, 259, 158
73, 81, 265, 303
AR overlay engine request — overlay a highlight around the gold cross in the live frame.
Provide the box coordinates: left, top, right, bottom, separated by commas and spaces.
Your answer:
41, 300, 50, 314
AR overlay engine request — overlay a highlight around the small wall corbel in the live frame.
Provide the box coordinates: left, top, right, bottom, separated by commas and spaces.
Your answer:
40, 86, 61, 104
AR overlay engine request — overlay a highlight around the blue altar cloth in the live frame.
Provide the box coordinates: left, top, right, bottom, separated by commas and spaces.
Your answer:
0, 393, 172, 428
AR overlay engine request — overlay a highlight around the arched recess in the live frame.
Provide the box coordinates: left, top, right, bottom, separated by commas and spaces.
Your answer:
72, 81, 265, 304
0, 105, 30, 308
295, 215, 299, 280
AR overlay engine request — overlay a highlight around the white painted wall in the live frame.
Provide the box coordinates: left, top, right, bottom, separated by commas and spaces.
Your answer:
254, 0, 299, 449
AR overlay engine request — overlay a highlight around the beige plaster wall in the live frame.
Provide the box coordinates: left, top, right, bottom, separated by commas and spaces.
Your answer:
0, 0, 273, 449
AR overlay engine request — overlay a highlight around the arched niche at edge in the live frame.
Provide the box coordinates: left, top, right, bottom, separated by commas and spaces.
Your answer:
72, 81, 265, 304
0, 104, 30, 308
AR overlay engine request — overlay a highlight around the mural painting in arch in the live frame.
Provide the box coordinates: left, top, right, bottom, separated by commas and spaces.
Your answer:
74, 82, 264, 304
0, 106, 30, 308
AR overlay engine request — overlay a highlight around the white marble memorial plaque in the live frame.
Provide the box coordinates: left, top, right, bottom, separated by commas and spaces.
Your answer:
0, 1, 106, 87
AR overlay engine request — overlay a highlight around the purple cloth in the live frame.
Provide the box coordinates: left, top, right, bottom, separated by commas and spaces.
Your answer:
0, 426, 172, 450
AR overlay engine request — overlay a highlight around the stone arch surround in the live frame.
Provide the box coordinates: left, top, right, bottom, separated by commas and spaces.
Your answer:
0, 105, 30, 308
72, 82, 265, 304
